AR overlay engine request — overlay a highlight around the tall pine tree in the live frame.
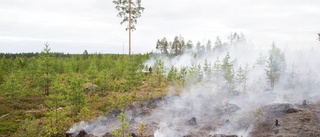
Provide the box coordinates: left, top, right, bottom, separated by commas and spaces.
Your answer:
113, 0, 144, 56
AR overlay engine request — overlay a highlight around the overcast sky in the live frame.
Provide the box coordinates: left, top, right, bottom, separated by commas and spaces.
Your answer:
0, 0, 319, 54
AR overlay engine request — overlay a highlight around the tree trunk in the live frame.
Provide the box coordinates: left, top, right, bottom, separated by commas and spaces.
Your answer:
129, 0, 132, 57
271, 79, 274, 90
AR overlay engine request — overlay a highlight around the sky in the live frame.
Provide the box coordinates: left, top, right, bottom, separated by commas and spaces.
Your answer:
0, 0, 320, 54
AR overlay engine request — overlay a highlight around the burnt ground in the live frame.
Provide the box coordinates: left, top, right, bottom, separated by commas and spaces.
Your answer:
250, 103, 320, 137
68, 97, 320, 137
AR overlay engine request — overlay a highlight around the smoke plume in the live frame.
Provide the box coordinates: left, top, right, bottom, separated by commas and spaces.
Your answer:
68, 35, 320, 137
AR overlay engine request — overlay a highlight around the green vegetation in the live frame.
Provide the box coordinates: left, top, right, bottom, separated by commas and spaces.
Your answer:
253, 108, 264, 124
265, 42, 286, 90
138, 122, 146, 137
222, 52, 235, 93
0, 45, 170, 136
112, 111, 130, 137
154, 33, 288, 94
0, 33, 290, 136
156, 33, 245, 57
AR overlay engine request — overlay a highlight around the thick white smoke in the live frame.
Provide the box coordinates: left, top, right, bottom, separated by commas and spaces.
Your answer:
144, 37, 320, 136
68, 35, 320, 137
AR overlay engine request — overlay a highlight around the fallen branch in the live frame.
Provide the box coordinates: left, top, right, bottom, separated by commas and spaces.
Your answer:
0, 113, 10, 120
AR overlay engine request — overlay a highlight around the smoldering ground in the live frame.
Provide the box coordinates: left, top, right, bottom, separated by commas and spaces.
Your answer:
68, 36, 320, 137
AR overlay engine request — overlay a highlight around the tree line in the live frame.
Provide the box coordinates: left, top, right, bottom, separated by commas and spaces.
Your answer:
156, 32, 247, 56
154, 33, 287, 93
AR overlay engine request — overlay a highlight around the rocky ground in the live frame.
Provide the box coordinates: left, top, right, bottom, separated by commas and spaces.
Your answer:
67, 97, 320, 137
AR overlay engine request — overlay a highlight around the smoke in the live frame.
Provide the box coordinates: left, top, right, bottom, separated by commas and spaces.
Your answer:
67, 114, 122, 136
68, 35, 320, 137
144, 38, 320, 136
